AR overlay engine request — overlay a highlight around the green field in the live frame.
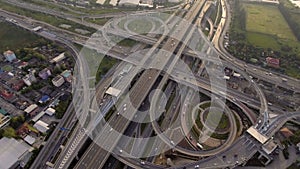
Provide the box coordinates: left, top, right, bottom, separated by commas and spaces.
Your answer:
127, 19, 153, 34
229, 1, 300, 78
0, 1, 96, 35
0, 20, 40, 52
243, 3, 299, 49
245, 4, 296, 40
204, 111, 229, 130
1, 65, 13, 71
246, 32, 280, 49
85, 18, 110, 25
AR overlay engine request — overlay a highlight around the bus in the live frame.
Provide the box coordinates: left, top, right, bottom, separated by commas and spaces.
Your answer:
197, 143, 203, 149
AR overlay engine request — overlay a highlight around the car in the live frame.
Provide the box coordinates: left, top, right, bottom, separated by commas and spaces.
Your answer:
140, 161, 145, 165
195, 165, 200, 168
119, 149, 123, 153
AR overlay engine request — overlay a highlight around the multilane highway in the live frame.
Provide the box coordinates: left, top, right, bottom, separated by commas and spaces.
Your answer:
5, 0, 298, 168
74, 1, 210, 168
2, 2, 298, 98
4, 0, 300, 95
2, 7, 268, 168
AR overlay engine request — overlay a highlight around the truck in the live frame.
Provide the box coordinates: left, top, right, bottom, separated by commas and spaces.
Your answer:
197, 143, 203, 149
281, 78, 287, 82
45, 162, 54, 168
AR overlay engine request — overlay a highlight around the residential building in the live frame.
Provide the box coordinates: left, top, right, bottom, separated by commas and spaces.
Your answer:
33, 120, 49, 133
0, 89, 13, 100
23, 135, 36, 146
61, 70, 72, 83
119, 0, 140, 6
262, 139, 278, 154
3, 50, 17, 62
16, 61, 28, 69
39, 95, 50, 104
0, 113, 10, 128
45, 107, 55, 116
139, 0, 154, 7
52, 75, 65, 87
266, 57, 280, 68
38, 68, 51, 80
24, 104, 38, 114
0, 137, 32, 169
280, 127, 294, 138
32, 111, 46, 123
0, 108, 8, 116
96, 0, 105, 4
23, 72, 37, 86
10, 79, 25, 91
50, 52, 65, 63
110, 0, 118, 5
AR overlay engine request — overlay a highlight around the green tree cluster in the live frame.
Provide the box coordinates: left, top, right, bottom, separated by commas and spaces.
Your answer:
10, 115, 25, 129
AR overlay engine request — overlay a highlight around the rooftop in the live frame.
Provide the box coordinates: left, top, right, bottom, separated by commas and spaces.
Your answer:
247, 126, 269, 144
33, 120, 49, 133
0, 137, 31, 169
105, 87, 121, 97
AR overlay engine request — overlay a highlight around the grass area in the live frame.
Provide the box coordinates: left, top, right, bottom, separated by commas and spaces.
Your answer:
85, 18, 111, 25
95, 55, 118, 82
0, 1, 96, 36
246, 32, 280, 49
195, 110, 204, 130
211, 132, 229, 140
229, 0, 300, 78
279, 0, 300, 40
79, 46, 118, 85
66, 3, 137, 15
0, 127, 18, 138
117, 38, 138, 47
204, 111, 229, 130
127, 19, 154, 34
199, 102, 211, 109
25, 123, 39, 133
1, 65, 13, 72
0, 20, 40, 52
215, 0, 222, 25
80, 45, 105, 78
210, 0, 219, 24
244, 3, 296, 41
20, 0, 81, 16
55, 96, 72, 119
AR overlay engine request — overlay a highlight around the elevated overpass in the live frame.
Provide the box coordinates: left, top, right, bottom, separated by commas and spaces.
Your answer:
74, 1, 209, 168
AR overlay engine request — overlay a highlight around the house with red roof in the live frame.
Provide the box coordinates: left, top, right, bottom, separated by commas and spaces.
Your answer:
266, 57, 280, 68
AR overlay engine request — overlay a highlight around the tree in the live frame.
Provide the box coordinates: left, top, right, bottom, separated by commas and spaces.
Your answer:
1, 127, 18, 138
10, 115, 25, 129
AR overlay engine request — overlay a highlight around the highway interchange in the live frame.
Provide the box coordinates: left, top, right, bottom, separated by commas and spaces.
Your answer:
1, 0, 300, 168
